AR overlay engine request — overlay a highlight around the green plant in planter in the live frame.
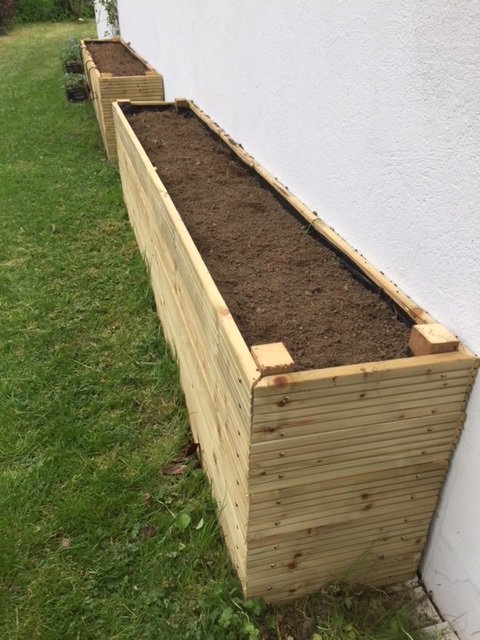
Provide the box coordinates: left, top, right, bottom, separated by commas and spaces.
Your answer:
64, 71, 88, 102
61, 37, 83, 73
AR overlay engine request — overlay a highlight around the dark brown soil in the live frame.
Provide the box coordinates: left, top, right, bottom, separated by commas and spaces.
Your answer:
86, 42, 147, 76
126, 109, 411, 371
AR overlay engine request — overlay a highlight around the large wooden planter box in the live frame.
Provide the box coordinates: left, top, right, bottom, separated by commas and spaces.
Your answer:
80, 39, 164, 159
113, 100, 478, 602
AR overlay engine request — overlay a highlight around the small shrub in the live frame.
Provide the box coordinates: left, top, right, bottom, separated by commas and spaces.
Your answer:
0, 0, 15, 33
15, 0, 67, 23
61, 36, 83, 72
15, 0, 93, 23
64, 71, 88, 102
64, 71, 85, 91
62, 37, 81, 63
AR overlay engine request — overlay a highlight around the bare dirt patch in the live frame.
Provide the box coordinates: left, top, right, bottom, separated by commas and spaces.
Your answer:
126, 108, 411, 371
86, 41, 147, 76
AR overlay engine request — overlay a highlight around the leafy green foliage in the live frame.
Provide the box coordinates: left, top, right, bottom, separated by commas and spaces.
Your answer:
0, 0, 15, 32
61, 35, 81, 63
14, 0, 93, 23
63, 70, 84, 89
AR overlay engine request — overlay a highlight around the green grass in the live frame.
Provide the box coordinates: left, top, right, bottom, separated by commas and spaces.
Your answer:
0, 22, 431, 640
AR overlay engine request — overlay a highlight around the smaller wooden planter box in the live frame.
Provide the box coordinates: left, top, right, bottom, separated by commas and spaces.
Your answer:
81, 39, 164, 159
113, 99, 478, 602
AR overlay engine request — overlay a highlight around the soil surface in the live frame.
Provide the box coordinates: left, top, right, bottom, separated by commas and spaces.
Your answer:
86, 42, 147, 76
127, 109, 411, 371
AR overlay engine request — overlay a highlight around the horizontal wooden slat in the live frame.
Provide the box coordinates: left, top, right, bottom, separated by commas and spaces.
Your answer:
253, 373, 472, 414
250, 477, 444, 521
250, 426, 459, 472
250, 412, 461, 459
247, 517, 431, 566
247, 491, 441, 539
253, 352, 476, 396
249, 460, 446, 504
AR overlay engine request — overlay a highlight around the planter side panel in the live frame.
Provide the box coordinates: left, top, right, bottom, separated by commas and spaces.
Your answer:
99, 75, 164, 159
247, 353, 477, 601
114, 107, 260, 583
81, 41, 164, 160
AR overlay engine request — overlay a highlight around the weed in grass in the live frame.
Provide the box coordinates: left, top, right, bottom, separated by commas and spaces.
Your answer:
0, 22, 432, 640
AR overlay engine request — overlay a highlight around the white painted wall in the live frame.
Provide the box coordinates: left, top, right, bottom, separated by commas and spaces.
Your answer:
93, 0, 116, 38
111, 1, 480, 636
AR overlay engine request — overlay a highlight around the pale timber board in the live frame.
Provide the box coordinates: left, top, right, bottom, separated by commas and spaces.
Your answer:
250, 412, 461, 458
250, 430, 459, 472
252, 387, 467, 425
259, 567, 416, 602
250, 462, 446, 514
249, 477, 444, 520
248, 535, 425, 583
253, 372, 473, 412
247, 491, 441, 539
246, 552, 419, 600
249, 448, 455, 491
249, 461, 445, 504
247, 520, 430, 567
254, 352, 477, 396
247, 492, 441, 539
247, 510, 434, 556
252, 403, 466, 443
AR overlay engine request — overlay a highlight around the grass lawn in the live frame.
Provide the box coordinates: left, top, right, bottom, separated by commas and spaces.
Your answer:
0, 21, 429, 640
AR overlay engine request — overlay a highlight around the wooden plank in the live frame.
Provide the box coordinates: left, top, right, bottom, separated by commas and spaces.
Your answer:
253, 351, 477, 396
248, 491, 441, 539
247, 519, 431, 566
252, 386, 468, 424
247, 534, 425, 582
409, 323, 460, 355
250, 412, 461, 458
252, 395, 465, 435
246, 551, 419, 599
249, 479, 444, 522
247, 508, 433, 554
250, 428, 459, 472
253, 371, 473, 409
249, 445, 455, 491
251, 343, 295, 376
252, 403, 466, 443
249, 463, 445, 508
247, 492, 441, 539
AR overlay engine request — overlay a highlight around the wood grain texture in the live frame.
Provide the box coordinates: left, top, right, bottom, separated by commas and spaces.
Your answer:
113, 100, 478, 602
